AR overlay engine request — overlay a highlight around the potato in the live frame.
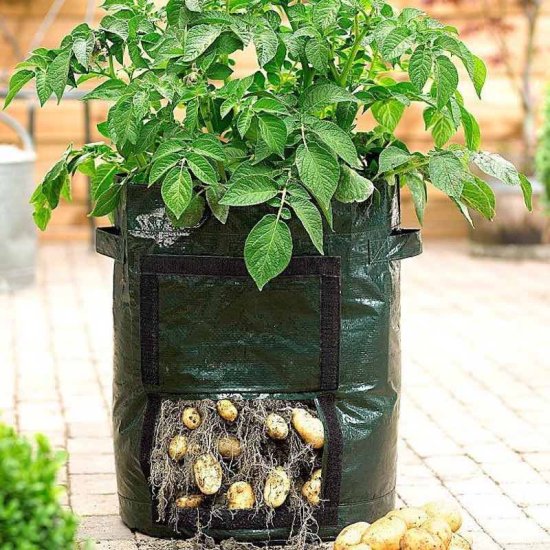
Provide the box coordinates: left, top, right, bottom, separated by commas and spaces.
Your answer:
265, 413, 289, 440
218, 435, 242, 459
422, 517, 452, 548
423, 501, 462, 533
400, 528, 445, 550
387, 507, 428, 529
362, 516, 407, 550
168, 435, 188, 461
193, 453, 223, 495
263, 467, 291, 508
227, 481, 255, 510
334, 522, 370, 550
217, 399, 238, 422
291, 408, 325, 449
181, 407, 202, 430
301, 468, 322, 506
448, 534, 471, 550
175, 494, 204, 509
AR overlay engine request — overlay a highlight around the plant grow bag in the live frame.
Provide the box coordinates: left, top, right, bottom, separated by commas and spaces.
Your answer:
96, 181, 422, 543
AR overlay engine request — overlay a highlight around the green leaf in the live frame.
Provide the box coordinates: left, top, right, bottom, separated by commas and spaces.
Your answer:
83, 80, 128, 101
237, 107, 253, 138
182, 25, 221, 62
468, 55, 487, 98
305, 38, 329, 74
460, 107, 481, 151
300, 82, 357, 113
220, 175, 278, 206
312, 0, 340, 31
253, 27, 278, 67
253, 97, 288, 115
428, 151, 466, 198
35, 70, 52, 106
46, 48, 72, 102
168, 193, 205, 228
295, 141, 340, 215
409, 46, 432, 91
434, 55, 458, 110
377, 146, 411, 173
371, 99, 405, 132
460, 175, 495, 220
404, 173, 427, 225
3, 70, 34, 108
72, 35, 94, 68
206, 184, 229, 223
191, 134, 226, 161
381, 27, 413, 60
335, 165, 374, 203
152, 139, 186, 163
161, 166, 193, 218
185, 98, 199, 131
91, 163, 117, 200
258, 113, 287, 156
90, 184, 122, 217
244, 214, 293, 290
288, 196, 324, 254
309, 119, 360, 168
33, 204, 52, 231
519, 173, 533, 211
108, 96, 139, 147
149, 153, 180, 185
472, 151, 521, 185
431, 114, 455, 147
186, 152, 218, 185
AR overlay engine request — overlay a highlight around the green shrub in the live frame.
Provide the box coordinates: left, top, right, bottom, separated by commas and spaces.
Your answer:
0, 422, 78, 549
536, 86, 550, 210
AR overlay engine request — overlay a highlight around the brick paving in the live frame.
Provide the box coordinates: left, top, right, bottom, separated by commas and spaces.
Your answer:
0, 241, 549, 549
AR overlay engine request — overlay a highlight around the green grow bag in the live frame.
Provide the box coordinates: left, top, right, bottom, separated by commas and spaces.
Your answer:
96, 181, 421, 543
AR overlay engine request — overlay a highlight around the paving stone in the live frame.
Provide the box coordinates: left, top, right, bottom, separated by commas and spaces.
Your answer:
78, 515, 134, 541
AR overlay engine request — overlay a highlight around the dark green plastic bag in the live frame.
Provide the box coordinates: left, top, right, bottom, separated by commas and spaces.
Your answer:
96, 182, 421, 542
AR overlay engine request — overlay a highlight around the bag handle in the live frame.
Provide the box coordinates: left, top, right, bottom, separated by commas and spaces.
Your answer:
370, 229, 422, 263
96, 226, 124, 262
0, 112, 34, 153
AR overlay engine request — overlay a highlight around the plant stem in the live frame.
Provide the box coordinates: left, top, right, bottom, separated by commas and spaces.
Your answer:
108, 54, 116, 79
276, 187, 288, 222
339, 15, 368, 87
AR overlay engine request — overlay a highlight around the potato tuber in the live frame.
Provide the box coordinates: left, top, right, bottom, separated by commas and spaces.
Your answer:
193, 453, 223, 495
217, 399, 238, 422
301, 468, 322, 506
265, 413, 289, 440
181, 407, 202, 430
263, 466, 291, 508
227, 481, 255, 510
168, 435, 188, 462
291, 408, 324, 449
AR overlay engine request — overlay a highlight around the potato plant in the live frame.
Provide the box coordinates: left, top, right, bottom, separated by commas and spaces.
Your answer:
4, 0, 532, 288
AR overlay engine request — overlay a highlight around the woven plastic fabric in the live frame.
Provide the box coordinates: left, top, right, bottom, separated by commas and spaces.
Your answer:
96, 182, 422, 542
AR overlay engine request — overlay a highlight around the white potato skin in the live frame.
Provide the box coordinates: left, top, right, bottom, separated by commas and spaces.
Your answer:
291, 408, 325, 449
265, 413, 289, 440
217, 435, 242, 459
422, 517, 452, 548
227, 481, 255, 510
400, 527, 445, 550
301, 468, 322, 506
168, 435, 188, 461
362, 515, 408, 550
181, 407, 202, 429
448, 533, 472, 550
387, 507, 429, 529
193, 454, 223, 495
175, 494, 204, 509
263, 467, 291, 508
423, 501, 463, 533
217, 400, 238, 422
334, 522, 371, 550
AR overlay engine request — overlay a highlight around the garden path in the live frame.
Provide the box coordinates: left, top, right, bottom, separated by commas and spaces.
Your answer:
0, 241, 549, 549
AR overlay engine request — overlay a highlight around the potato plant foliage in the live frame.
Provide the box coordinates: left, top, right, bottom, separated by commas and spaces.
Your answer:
5, 0, 532, 288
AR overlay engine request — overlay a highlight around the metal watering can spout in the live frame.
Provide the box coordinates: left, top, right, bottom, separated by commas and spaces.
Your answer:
0, 112, 37, 292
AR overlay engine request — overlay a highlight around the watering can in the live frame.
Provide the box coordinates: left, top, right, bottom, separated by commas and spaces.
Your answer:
0, 112, 37, 291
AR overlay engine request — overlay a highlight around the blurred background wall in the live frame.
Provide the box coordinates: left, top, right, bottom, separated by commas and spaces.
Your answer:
1, 0, 548, 240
